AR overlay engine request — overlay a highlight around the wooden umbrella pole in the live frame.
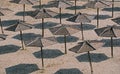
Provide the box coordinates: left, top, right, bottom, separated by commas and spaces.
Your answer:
111, 37, 113, 58
39, 0, 41, 9
75, 0, 77, 14
42, 18, 44, 37
97, 8, 99, 28
88, 51, 93, 74
20, 30, 25, 50
112, 0, 114, 17
64, 35, 67, 54
23, 4, 25, 22
81, 23, 84, 40
0, 18, 4, 34
41, 46, 44, 69
59, 8, 62, 24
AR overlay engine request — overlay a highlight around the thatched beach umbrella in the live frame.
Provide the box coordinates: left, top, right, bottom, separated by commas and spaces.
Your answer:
26, 36, 58, 69
0, 8, 13, 34
69, 40, 104, 74
67, 12, 95, 40
11, 0, 37, 21
0, 34, 7, 41
5, 20, 33, 50
60, 0, 80, 14
112, 17, 120, 25
49, 24, 81, 54
95, 25, 120, 58
47, 0, 73, 24
84, 0, 112, 28
30, 8, 58, 37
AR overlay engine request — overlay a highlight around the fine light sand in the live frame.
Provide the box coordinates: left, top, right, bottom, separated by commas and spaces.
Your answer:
0, 0, 120, 74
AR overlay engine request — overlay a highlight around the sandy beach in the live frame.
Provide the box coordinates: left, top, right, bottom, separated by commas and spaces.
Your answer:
0, 0, 120, 74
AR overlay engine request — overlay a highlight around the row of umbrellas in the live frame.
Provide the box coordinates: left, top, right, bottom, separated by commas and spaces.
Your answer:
0, 0, 117, 35
3, 9, 119, 41
1, 20, 120, 74
0, 0, 119, 61
0, 0, 119, 74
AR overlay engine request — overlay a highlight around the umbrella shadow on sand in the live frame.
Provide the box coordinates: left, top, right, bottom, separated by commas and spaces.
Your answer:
66, 6, 85, 10
6, 64, 40, 74
34, 22, 58, 29
55, 68, 83, 74
102, 7, 120, 12
101, 38, 120, 47
76, 53, 109, 62
82, 24, 96, 30
32, 4, 54, 9
1, 20, 17, 27
56, 36, 79, 43
15, 11, 33, 16
13, 33, 41, 42
55, 13, 74, 19
0, 45, 20, 55
94, 14, 111, 20
33, 49, 64, 59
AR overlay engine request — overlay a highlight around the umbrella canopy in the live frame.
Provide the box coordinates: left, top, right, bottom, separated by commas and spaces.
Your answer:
0, 8, 13, 34
84, 0, 112, 28
11, 0, 37, 21
112, 17, 120, 25
94, 25, 120, 57
84, 0, 111, 9
26, 36, 58, 69
0, 8, 13, 16
30, 8, 58, 37
52, 0, 79, 14
31, 8, 58, 19
69, 40, 103, 53
5, 20, 33, 50
49, 24, 81, 54
49, 24, 81, 35
5, 20, 33, 32
47, 0, 73, 24
11, 0, 37, 4
0, 34, 7, 41
69, 40, 104, 74
26, 36, 58, 47
47, 0, 73, 8
94, 25, 120, 37
67, 12, 95, 40
67, 12, 94, 23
